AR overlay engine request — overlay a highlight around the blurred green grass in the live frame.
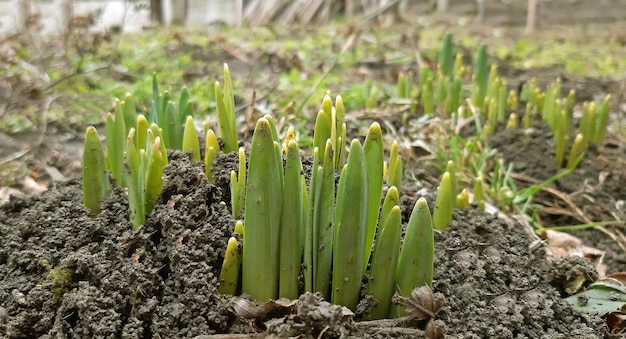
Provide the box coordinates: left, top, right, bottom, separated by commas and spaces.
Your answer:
2, 21, 625, 134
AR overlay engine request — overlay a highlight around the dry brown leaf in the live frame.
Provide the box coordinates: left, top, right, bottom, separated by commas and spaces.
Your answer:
543, 230, 606, 277
605, 312, 626, 332
392, 286, 444, 321
231, 297, 298, 319
21, 176, 47, 195
424, 319, 445, 339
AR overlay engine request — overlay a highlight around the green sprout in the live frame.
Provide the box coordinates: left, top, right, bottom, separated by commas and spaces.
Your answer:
396, 72, 412, 100
82, 126, 109, 216
554, 106, 570, 167
389, 197, 434, 318
279, 139, 303, 299
215, 63, 238, 153
579, 101, 595, 141
472, 44, 488, 108
242, 117, 283, 302
230, 147, 247, 219
365, 205, 401, 319
433, 172, 453, 231
456, 189, 470, 209
363, 123, 384, 275
579, 95, 610, 146
445, 160, 457, 207
439, 32, 453, 79
446, 77, 462, 114
105, 100, 128, 186
311, 139, 336, 298
204, 129, 220, 181
506, 113, 518, 130
592, 94, 611, 145
332, 139, 368, 310
387, 140, 402, 190
473, 177, 485, 212
182, 116, 200, 161
124, 122, 165, 230
434, 70, 448, 107
218, 236, 241, 296
148, 74, 193, 150
507, 90, 519, 110
234, 220, 244, 236
567, 133, 587, 170
421, 75, 434, 115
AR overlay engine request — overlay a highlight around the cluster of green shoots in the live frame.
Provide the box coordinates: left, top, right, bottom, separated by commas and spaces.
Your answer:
82, 65, 238, 230
220, 94, 468, 319
81, 32, 615, 319
395, 33, 612, 215
519, 77, 611, 169
81, 62, 464, 319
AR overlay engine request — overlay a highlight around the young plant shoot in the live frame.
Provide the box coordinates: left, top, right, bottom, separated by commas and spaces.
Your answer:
124, 126, 165, 230
218, 237, 241, 295
242, 117, 283, 302
82, 126, 109, 216
230, 148, 246, 219
182, 116, 200, 161
105, 100, 127, 186
332, 139, 368, 310
279, 140, 303, 299
215, 64, 238, 153
433, 172, 453, 231
204, 129, 220, 181
390, 197, 434, 318
366, 205, 402, 319
363, 122, 384, 274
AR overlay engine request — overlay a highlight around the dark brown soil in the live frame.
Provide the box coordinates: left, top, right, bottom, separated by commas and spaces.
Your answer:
0, 148, 604, 338
488, 119, 626, 275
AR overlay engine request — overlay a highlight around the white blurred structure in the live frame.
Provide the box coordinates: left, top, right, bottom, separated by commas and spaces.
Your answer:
0, 0, 247, 35
0, 0, 150, 34
0, 0, 409, 35
2, 0, 614, 37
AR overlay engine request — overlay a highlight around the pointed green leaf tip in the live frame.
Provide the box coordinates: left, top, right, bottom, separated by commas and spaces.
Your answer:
332, 139, 368, 310
363, 122, 384, 275
440, 32, 453, 79
366, 205, 402, 319
204, 129, 219, 181
279, 139, 302, 299
219, 237, 241, 295
473, 177, 485, 212
144, 137, 164, 216
182, 116, 200, 161
567, 133, 587, 170
390, 197, 434, 318
83, 126, 109, 216
433, 172, 453, 231
242, 117, 283, 302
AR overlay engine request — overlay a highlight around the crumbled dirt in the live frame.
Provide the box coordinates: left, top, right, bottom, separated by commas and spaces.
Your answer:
0, 147, 606, 338
488, 119, 626, 275
0, 152, 238, 338
432, 207, 602, 338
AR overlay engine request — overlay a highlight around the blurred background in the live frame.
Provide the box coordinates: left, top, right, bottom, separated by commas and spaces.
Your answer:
2, 0, 626, 35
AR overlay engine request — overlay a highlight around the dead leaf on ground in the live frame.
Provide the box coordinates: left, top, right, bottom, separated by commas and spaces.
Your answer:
231, 296, 298, 319
424, 319, 445, 339
542, 230, 606, 277
392, 286, 444, 321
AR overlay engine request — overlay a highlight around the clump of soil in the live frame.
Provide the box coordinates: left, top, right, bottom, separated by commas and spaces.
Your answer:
0, 150, 603, 337
431, 207, 602, 338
